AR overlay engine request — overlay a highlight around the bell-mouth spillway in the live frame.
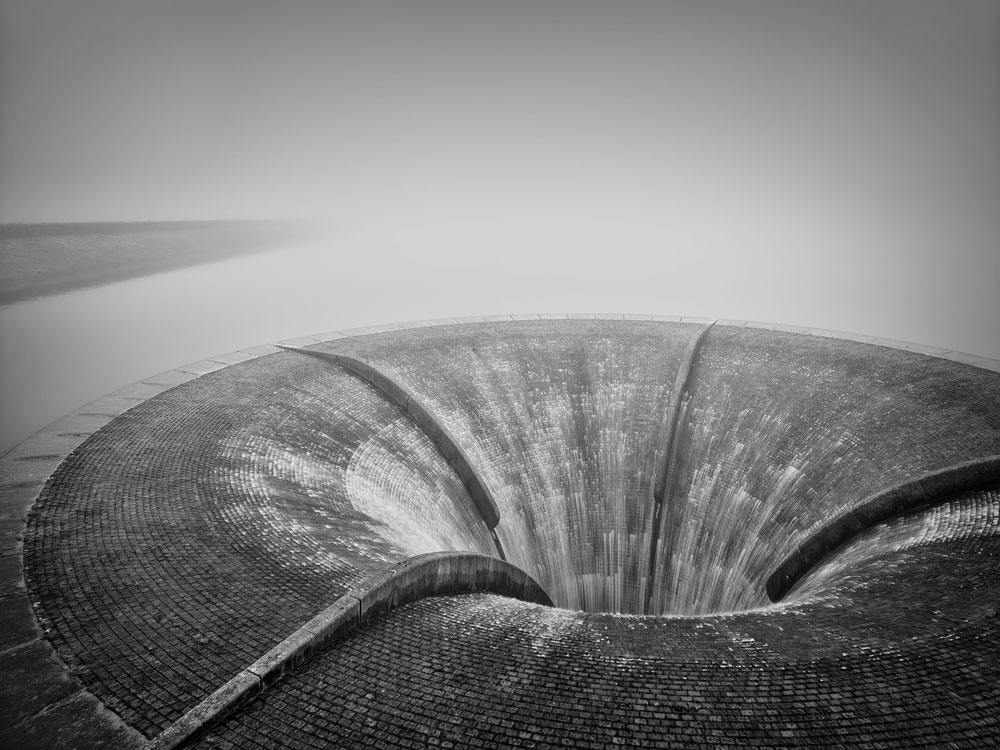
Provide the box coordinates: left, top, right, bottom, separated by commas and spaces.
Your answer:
3, 314, 999, 749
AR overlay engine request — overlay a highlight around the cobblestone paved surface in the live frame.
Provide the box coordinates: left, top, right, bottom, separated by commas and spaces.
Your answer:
23, 351, 494, 736
17, 319, 1000, 746
196, 488, 1000, 749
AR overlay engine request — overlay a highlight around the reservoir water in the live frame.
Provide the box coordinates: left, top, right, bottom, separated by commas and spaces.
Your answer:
0, 231, 683, 455
0, 237, 383, 454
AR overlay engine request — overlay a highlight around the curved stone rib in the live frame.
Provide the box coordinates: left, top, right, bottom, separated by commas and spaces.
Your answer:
148, 552, 552, 750
644, 321, 715, 613
277, 345, 505, 557
766, 455, 1000, 602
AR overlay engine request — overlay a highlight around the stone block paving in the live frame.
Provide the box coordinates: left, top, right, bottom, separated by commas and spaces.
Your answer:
194, 488, 1000, 749
21, 351, 492, 738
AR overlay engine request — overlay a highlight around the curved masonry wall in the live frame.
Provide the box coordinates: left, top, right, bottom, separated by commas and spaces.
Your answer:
2, 313, 998, 749
767, 455, 1000, 601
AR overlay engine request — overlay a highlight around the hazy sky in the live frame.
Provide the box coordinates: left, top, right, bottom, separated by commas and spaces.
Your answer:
1, 1, 998, 356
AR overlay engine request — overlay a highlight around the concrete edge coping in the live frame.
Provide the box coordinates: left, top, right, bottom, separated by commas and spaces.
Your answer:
652, 321, 716, 502
309, 314, 997, 371
146, 551, 551, 750
765, 455, 1000, 602
646, 321, 716, 613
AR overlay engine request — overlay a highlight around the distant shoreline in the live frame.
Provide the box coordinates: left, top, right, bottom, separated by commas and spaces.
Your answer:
0, 219, 268, 238
0, 220, 316, 305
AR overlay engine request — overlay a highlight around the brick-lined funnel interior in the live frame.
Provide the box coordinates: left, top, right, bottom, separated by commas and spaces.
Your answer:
17, 318, 1000, 746
287, 320, 1000, 615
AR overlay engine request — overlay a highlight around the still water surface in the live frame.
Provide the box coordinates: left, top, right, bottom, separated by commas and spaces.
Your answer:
1, 238, 425, 454
0, 234, 660, 454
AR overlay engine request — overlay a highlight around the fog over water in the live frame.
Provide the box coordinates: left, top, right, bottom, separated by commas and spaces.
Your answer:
1, 1, 997, 453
